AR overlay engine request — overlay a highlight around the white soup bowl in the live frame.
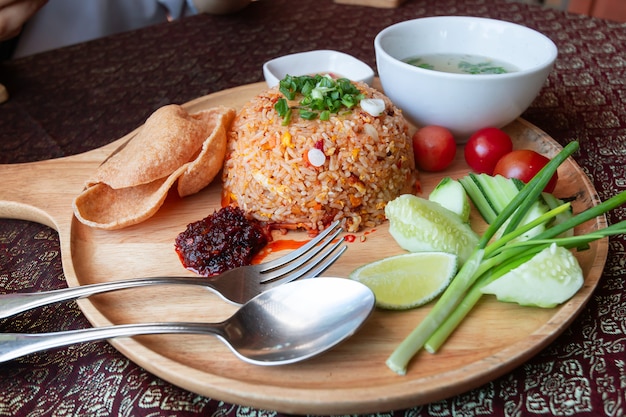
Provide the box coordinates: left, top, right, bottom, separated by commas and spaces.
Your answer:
374, 16, 557, 142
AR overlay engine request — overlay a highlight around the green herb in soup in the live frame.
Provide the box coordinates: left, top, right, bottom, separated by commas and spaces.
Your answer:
404, 54, 517, 75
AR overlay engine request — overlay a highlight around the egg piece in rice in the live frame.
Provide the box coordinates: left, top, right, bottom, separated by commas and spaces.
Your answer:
222, 80, 416, 232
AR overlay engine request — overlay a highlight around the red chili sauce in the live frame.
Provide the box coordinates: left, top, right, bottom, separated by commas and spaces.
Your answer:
174, 206, 271, 277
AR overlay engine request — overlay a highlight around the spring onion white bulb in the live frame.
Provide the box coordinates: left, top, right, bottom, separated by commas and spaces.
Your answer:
308, 148, 326, 167
360, 98, 385, 116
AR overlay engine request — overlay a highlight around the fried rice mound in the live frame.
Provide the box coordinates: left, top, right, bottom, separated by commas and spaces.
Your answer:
222, 81, 416, 233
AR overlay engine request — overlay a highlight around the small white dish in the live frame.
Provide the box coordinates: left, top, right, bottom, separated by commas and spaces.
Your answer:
263, 50, 375, 88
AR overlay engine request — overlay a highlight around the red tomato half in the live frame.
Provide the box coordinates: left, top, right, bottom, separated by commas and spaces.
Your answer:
464, 127, 513, 174
412, 126, 456, 172
493, 149, 558, 193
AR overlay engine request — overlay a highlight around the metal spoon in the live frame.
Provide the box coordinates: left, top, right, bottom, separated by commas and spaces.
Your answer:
0, 277, 375, 365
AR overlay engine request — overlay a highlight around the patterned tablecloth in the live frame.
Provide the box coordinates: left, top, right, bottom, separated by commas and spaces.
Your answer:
1, 0, 625, 415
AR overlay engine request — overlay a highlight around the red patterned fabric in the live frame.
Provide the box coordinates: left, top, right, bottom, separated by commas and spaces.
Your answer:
1, 0, 625, 415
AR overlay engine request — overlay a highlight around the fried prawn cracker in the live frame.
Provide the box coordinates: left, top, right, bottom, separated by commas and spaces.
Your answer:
73, 165, 187, 230
88, 105, 226, 189
178, 107, 236, 197
74, 105, 235, 229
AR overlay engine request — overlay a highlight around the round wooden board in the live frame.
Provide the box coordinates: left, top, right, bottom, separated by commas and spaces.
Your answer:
0, 82, 608, 414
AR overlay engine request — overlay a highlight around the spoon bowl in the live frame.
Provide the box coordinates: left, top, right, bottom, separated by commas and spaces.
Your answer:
0, 278, 376, 365
224, 277, 375, 364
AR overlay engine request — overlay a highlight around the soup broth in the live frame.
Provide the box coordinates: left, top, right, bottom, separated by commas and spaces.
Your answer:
404, 54, 518, 75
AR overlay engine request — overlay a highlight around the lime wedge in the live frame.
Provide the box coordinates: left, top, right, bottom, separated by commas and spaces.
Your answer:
480, 243, 583, 308
349, 252, 458, 310
385, 194, 479, 265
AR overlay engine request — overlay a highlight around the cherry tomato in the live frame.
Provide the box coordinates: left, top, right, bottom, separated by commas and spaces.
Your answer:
493, 149, 558, 193
412, 125, 456, 172
464, 127, 513, 174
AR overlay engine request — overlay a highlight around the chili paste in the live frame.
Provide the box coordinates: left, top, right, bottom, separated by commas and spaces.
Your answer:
174, 206, 270, 277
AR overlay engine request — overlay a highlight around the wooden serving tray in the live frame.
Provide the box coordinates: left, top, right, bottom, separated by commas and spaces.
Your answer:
0, 82, 608, 414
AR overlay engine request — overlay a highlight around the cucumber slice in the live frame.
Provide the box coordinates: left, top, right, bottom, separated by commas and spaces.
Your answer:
429, 177, 471, 222
459, 173, 523, 223
460, 173, 550, 241
480, 243, 583, 308
385, 194, 479, 265
458, 174, 496, 223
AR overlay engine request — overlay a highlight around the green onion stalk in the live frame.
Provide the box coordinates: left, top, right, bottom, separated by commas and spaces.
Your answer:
386, 141, 626, 375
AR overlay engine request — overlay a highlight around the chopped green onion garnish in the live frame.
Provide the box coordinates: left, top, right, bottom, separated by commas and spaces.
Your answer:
275, 98, 289, 117
299, 109, 317, 120
274, 74, 364, 124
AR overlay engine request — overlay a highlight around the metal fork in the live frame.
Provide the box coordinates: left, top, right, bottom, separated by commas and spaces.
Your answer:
0, 221, 346, 318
